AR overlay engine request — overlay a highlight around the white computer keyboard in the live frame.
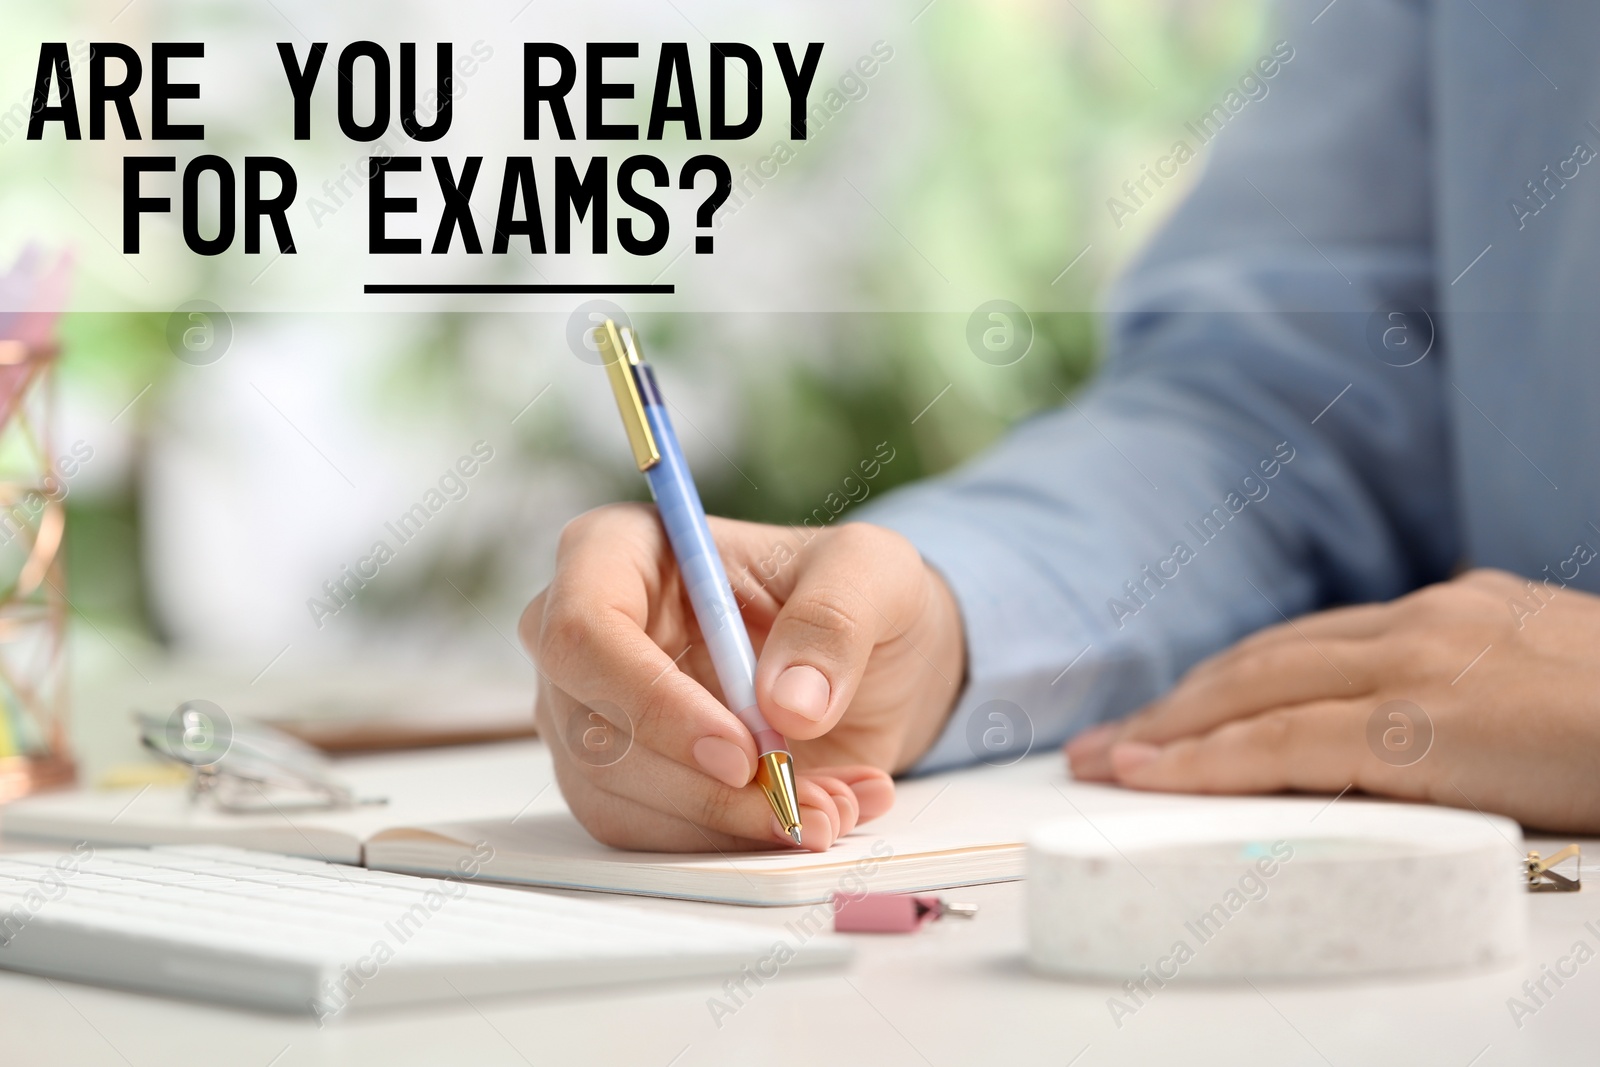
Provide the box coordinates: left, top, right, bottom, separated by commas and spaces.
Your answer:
0, 845, 849, 1017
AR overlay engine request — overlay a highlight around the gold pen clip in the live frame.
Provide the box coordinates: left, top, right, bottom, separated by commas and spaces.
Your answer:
595, 319, 660, 471
1526, 844, 1582, 893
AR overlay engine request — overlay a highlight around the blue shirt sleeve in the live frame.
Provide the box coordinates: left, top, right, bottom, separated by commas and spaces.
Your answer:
860, 0, 1460, 773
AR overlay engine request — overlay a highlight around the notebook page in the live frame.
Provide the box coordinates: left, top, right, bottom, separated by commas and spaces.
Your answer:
365, 755, 1122, 904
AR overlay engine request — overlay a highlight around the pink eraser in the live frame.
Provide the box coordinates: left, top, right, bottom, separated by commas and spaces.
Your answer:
831, 893, 941, 933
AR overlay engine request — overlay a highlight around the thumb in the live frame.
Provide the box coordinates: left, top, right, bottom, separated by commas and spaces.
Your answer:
754, 524, 926, 740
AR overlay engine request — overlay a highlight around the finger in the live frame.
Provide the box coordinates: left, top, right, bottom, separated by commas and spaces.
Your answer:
1067, 621, 1391, 783
540, 647, 759, 790
559, 732, 846, 851
1064, 722, 1122, 782
1125, 634, 1375, 747
799, 777, 843, 845
553, 761, 786, 853
812, 776, 860, 838
1108, 701, 1367, 795
528, 515, 762, 789
1454, 568, 1528, 596
1063, 638, 1365, 785
1183, 602, 1394, 687
753, 524, 930, 740
812, 765, 896, 823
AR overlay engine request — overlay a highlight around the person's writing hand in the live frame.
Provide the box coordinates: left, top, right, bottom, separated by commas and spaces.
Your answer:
1066, 569, 1600, 832
521, 504, 965, 852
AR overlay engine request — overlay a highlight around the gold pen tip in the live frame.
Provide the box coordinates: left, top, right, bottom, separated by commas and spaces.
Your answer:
756, 751, 803, 845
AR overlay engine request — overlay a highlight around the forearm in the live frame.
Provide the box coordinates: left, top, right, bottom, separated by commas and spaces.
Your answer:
868, 350, 1448, 770
864, 0, 1452, 773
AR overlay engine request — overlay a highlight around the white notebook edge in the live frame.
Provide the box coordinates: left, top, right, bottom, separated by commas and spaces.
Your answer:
363, 825, 1027, 907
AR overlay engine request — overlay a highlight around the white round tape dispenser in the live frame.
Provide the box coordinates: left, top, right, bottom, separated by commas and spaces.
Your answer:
1028, 801, 1527, 979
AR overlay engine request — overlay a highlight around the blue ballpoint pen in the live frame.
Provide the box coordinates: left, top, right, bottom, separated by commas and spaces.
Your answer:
595, 320, 804, 845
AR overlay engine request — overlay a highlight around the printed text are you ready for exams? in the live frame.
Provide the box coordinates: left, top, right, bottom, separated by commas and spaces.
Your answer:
25, 40, 829, 257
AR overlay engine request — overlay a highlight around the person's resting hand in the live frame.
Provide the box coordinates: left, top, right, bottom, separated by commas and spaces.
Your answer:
520, 504, 965, 852
1065, 569, 1600, 833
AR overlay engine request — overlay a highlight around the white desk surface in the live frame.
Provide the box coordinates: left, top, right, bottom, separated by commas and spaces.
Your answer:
2, 747, 1596, 1066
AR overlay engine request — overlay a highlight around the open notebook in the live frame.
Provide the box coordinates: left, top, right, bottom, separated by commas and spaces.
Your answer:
0, 740, 1171, 905
366, 817, 1026, 906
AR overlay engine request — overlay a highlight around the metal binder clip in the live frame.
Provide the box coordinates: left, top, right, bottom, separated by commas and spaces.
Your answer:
136, 704, 387, 814
1525, 845, 1582, 893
